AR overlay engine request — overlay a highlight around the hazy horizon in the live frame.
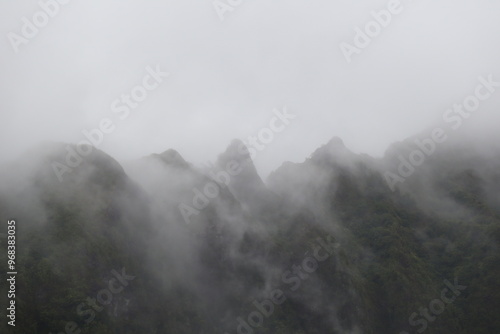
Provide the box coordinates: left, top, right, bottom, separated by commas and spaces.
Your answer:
1, 0, 500, 178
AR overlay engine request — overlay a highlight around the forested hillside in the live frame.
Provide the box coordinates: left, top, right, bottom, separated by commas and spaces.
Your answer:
1, 131, 499, 334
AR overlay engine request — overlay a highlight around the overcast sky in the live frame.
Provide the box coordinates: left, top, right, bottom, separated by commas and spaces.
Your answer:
1, 0, 499, 178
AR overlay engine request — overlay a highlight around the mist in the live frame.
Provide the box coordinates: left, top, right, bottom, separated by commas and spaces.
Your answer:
1, 1, 500, 333
1, 0, 500, 179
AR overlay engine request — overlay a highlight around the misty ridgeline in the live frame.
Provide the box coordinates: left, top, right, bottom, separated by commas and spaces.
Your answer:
0, 124, 499, 334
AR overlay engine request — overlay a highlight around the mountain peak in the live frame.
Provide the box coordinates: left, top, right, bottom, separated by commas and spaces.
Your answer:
217, 139, 255, 174
327, 136, 345, 148
215, 139, 273, 212
222, 139, 251, 162
309, 136, 358, 168
312, 136, 347, 156
152, 149, 189, 168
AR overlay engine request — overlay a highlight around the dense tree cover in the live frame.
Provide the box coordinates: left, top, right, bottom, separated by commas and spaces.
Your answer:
0, 137, 498, 333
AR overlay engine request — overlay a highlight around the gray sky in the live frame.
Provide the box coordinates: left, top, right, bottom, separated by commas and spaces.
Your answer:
1, 0, 499, 178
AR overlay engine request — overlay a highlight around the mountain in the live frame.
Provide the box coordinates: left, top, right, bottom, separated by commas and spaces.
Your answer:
0, 143, 159, 333
0, 132, 499, 334
215, 139, 276, 213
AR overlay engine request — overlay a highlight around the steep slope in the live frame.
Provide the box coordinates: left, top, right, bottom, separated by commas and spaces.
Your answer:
0, 132, 498, 334
0, 143, 159, 333
215, 139, 276, 213
268, 134, 500, 333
